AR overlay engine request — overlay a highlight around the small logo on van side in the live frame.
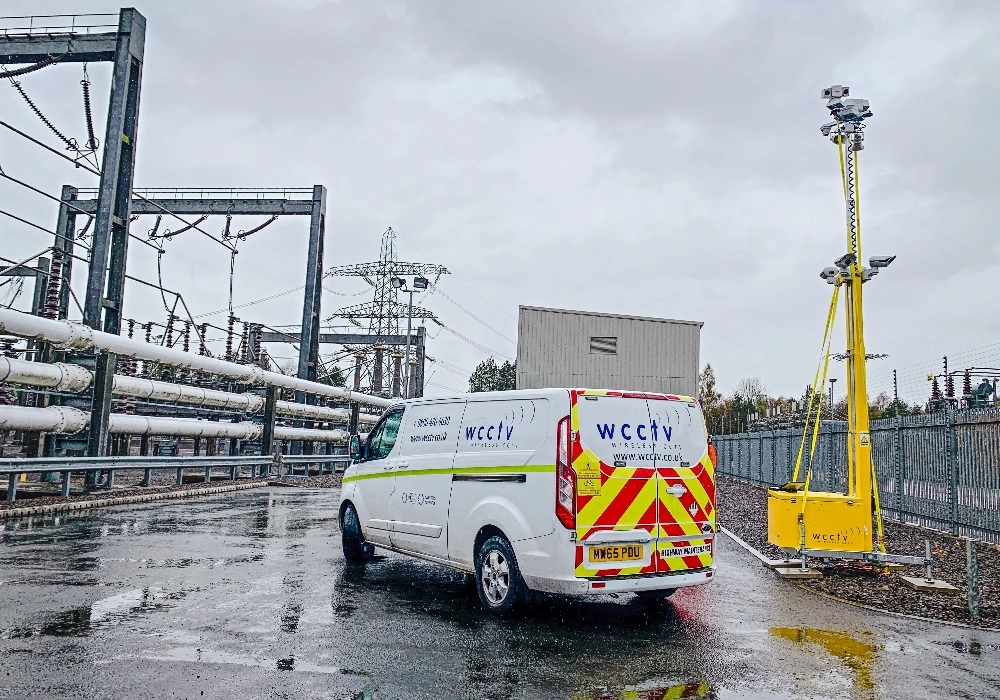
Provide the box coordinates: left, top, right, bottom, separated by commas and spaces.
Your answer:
464, 423, 514, 442
596, 421, 672, 442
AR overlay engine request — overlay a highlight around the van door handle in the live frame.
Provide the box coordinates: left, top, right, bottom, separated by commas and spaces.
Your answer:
397, 463, 409, 469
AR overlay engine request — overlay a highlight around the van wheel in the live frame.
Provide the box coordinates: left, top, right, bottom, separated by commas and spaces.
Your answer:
342, 504, 373, 563
636, 588, 676, 603
475, 535, 524, 614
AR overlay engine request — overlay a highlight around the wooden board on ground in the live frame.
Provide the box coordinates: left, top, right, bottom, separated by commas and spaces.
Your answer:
899, 575, 959, 594
775, 567, 823, 580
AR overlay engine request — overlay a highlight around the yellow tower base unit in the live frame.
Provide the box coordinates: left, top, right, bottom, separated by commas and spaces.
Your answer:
767, 488, 873, 552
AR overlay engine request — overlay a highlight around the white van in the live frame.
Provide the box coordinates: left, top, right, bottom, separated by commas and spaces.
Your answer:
339, 388, 716, 613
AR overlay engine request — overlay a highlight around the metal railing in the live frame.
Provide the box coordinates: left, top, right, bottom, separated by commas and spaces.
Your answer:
1, 454, 352, 502
715, 409, 1000, 544
0, 13, 119, 36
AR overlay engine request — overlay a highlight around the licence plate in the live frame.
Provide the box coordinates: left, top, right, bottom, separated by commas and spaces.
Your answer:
588, 544, 643, 563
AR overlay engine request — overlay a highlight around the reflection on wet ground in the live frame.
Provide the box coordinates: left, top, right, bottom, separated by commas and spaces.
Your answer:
771, 627, 878, 694
0, 488, 998, 700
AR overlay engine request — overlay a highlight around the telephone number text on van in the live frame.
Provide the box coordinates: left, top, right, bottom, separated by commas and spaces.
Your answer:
410, 433, 448, 442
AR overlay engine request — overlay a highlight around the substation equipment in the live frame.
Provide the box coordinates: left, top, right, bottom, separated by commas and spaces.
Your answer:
766, 86, 925, 570
0, 9, 390, 476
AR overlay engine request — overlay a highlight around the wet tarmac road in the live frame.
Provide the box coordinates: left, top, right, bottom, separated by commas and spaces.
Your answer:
1, 488, 998, 700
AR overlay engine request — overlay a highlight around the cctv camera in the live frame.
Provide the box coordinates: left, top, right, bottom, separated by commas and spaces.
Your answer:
861, 268, 879, 282
834, 253, 856, 269
869, 255, 896, 268
820, 267, 840, 284
820, 121, 837, 136
821, 85, 849, 99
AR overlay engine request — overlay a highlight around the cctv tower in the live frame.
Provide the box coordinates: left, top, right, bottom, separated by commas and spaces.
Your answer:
768, 85, 903, 563
327, 228, 447, 396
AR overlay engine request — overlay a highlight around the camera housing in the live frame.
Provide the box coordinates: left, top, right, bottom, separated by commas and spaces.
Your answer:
869, 255, 896, 268
821, 85, 850, 99
834, 253, 857, 269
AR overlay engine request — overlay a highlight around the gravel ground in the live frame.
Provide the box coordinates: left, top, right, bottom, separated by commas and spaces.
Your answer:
717, 475, 1000, 628
269, 473, 342, 488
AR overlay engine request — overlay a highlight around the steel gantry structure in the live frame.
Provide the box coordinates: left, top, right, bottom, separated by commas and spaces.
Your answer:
1, 11, 337, 461
0, 8, 145, 457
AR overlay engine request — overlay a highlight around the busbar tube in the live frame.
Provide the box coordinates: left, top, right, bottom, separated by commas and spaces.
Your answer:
0, 308, 393, 408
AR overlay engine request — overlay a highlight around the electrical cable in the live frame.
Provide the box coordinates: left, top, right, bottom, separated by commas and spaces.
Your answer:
80, 64, 99, 152
394, 230, 515, 321
428, 282, 516, 346
0, 54, 62, 79
434, 322, 514, 361
7, 77, 78, 152
0, 119, 235, 251
195, 285, 306, 318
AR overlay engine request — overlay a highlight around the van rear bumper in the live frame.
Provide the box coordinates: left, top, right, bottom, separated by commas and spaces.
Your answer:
522, 567, 715, 596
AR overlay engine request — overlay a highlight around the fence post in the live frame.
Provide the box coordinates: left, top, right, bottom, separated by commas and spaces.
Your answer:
967, 538, 980, 621
894, 415, 904, 522
61, 470, 71, 497
947, 410, 958, 535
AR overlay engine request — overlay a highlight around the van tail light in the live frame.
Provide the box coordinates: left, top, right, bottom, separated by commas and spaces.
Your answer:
556, 415, 575, 529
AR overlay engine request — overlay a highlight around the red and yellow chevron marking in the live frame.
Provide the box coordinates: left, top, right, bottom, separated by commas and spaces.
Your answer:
569, 390, 716, 578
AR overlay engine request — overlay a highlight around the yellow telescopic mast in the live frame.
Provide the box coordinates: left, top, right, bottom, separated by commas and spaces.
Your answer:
820, 85, 893, 553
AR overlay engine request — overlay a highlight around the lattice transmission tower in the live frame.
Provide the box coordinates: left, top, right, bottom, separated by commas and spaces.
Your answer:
326, 228, 448, 396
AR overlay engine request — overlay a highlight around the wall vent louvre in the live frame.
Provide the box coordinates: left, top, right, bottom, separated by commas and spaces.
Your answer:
589, 336, 617, 355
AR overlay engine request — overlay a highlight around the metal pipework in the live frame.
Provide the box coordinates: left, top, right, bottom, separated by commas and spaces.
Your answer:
0, 308, 392, 408
0, 356, 92, 393
0, 405, 90, 434
274, 400, 380, 425
112, 375, 263, 412
273, 425, 348, 443
0, 405, 349, 443
1, 356, 380, 423
108, 414, 262, 438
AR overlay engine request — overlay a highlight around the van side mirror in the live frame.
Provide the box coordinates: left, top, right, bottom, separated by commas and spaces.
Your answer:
349, 434, 362, 461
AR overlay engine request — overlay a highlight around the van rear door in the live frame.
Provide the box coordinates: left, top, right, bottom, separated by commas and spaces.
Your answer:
648, 397, 714, 573
572, 391, 658, 578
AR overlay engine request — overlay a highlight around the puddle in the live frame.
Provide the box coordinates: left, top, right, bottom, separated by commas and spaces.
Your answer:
771, 627, 878, 692
0, 587, 187, 639
572, 679, 714, 699
99, 646, 368, 675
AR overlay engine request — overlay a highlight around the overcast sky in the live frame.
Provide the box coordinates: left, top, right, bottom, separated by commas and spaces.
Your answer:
2, 0, 998, 403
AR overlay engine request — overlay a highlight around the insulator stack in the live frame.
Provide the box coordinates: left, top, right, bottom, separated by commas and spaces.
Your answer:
141, 323, 153, 378
165, 314, 175, 348
931, 377, 942, 401
124, 319, 137, 375
945, 373, 955, 399
43, 254, 62, 320
198, 324, 208, 355
239, 323, 249, 364
225, 315, 236, 362
0, 338, 16, 405
963, 370, 972, 398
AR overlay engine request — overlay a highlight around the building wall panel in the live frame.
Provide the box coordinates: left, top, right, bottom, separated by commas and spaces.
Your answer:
515, 306, 702, 396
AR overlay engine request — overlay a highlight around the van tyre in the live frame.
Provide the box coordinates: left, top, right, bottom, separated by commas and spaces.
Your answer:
341, 504, 373, 563
475, 535, 525, 614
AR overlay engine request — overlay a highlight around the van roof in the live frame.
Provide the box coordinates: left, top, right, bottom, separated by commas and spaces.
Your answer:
394, 388, 697, 406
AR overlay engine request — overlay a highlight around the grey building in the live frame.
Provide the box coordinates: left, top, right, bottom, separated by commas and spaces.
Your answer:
515, 306, 702, 396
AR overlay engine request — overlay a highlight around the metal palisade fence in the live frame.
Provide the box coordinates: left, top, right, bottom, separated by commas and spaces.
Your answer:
714, 409, 1000, 544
